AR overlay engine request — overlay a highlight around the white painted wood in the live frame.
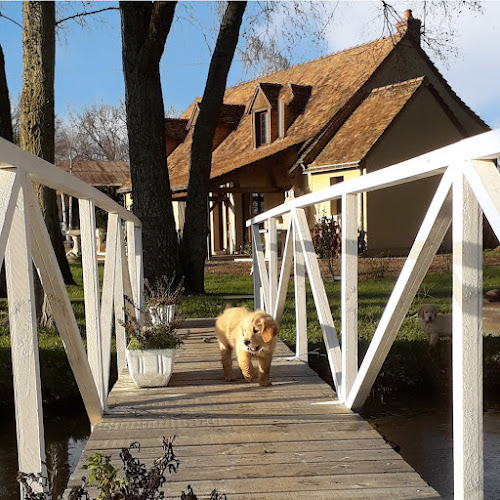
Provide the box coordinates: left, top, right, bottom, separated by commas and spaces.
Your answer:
268, 217, 278, 313
293, 208, 342, 391
113, 229, 127, 374
252, 230, 262, 311
0, 169, 21, 268
228, 193, 236, 254
293, 216, 308, 362
463, 159, 500, 241
0, 136, 140, 224
252, 224, 270, 311
135, 225, 144, 319
273, 219, 293, 323
25, 183, 103, 426
346, 170, 454, 410
126, 220, 138, 307
5, 180, 46, 490
340, 194, 358, 403
246, 129, 500, 226
79, 199, 106, 407
100, 213, 119, 395
452, 172, 483, 500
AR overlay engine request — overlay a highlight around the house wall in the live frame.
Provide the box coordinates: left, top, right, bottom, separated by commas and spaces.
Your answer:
306, 169, 362, 226
364, 87, 463, 255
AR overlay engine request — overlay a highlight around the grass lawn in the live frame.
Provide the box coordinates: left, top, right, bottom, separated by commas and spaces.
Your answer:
1, 254, 500, 406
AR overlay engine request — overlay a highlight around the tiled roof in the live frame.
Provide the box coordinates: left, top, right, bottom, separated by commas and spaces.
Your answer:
310, 78, 425, 167
57, 160, 130, 187
167, 35, 401, 190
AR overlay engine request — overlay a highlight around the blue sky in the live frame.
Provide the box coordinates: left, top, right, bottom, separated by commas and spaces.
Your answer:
1, 1, 499, 128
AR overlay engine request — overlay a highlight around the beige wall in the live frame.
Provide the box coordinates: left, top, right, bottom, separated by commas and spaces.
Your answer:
364, 87, 463, 255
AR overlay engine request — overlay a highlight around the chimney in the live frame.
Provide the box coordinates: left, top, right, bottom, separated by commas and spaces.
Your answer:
396, 9, 421, 46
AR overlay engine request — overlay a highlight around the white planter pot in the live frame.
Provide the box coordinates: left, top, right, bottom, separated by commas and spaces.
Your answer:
149, 304, 175, 325
126, 347, 175, 388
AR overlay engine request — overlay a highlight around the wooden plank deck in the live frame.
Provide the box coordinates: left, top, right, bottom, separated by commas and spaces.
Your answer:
67, 326, 442, 499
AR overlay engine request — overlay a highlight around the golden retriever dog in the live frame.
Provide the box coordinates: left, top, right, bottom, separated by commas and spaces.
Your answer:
215, 306, 279, 386
418, 304, 452, 347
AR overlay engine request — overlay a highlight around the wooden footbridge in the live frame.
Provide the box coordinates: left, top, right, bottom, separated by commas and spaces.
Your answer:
2, 130, 500, 499
67, 324, 441, 499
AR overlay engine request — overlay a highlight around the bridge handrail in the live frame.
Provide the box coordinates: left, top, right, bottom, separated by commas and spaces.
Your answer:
247, 128, 500, 500
0, 138, 143, 496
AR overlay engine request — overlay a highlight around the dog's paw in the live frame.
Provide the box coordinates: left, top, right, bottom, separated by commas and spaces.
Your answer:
243, 374, 254, 383
259, 379, 272, 387
223, 374, 234, 382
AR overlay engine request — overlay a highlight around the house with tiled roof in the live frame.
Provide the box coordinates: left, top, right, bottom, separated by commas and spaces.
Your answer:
124, 11, 489, 256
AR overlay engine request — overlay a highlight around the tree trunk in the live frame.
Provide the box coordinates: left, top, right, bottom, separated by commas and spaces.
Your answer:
21, 2, 75, 325
181, 1, 247, 293
0, 42, 13, 298
120, 1, 180, 282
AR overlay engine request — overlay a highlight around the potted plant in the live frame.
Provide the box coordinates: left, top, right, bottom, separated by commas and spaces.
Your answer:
122, 312, 183, 389
145, 275, 184, 325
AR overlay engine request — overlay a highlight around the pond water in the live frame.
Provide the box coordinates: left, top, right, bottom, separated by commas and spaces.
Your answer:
0, 400, 499, 499
361, 401, 500, 500
0, 410, 89, 500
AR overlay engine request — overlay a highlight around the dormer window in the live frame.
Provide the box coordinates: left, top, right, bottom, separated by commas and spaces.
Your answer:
255, 110, 269, 147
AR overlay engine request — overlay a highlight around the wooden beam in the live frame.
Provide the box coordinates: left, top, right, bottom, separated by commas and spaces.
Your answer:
346, 169, 454, 410
100, 213, 119, 394
462, 159, 500, 241
113, 227, 127, 374
340, 193, 358, 403
25, 182, 103, 426
211, 186, 285, 194
79, 199, 106, 407
293, 208, 342, 392
0, 136, 140, 224
0, 169, 21, 268
452, 171, 483, 500
246, 129, 500, 226
252, 224, 270, 312
293, 215, 308, 362
5, 179, 46, 489
268, 217, 278, 313
273, 218, 293, 323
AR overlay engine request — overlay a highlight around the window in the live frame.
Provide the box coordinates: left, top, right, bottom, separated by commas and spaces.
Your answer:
255, 110, 269, 147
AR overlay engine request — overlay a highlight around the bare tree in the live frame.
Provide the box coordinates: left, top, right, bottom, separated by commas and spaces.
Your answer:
120, 1, 180, 282
181, 2, 247, 293
21, 2, 76, 307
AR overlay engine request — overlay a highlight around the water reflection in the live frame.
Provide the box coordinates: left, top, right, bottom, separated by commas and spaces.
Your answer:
0, 410, 89, 500
363, 404, 500, 500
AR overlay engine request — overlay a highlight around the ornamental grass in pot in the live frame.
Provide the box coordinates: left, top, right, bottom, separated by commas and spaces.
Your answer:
145, 275, 184, 325
122, 307, 183, 389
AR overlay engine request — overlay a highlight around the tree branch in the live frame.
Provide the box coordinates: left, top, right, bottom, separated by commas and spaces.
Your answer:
55, 6, 119, 27
139, 1, 177, 71
0, 12, 22, 29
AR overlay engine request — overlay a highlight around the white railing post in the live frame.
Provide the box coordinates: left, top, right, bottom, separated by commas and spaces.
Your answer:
252, 223, 269, 311
452, 169, 483, 500
113, 222, 127, 374
5, 179, 47, 493
293, 214, 308, 361
293, 208, 343, 392
273, 217, 293, 324
100, 213, 119, 396
79, 199, 106, 407
340, 194, 358, 403
126, 220, 144, 319
268, 217, 278, 314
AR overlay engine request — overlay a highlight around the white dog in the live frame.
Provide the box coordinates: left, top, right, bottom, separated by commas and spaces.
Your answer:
418, 304, 452, 347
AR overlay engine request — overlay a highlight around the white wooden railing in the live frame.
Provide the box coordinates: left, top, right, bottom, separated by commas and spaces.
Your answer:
0, 137, 143, 494
247, 128, 500, 500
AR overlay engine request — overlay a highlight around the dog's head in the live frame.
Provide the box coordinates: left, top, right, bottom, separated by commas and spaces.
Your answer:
240, 310, 279, 353
418, 304, 437, 323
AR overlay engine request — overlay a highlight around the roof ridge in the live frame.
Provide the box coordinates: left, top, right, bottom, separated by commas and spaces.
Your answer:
371, 77, 425, 93
222, 33, 403, 98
